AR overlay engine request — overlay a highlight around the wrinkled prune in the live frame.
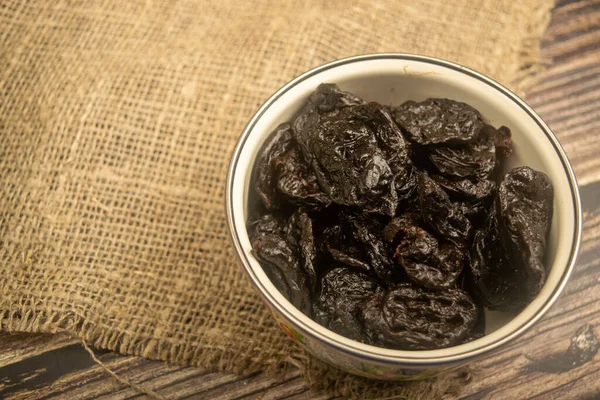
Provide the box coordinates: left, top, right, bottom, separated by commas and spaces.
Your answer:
347, 212, 396, 281
274, 147, 331, 210
297, 212, 318, 289
426, 124, 512, 181
251, 232, 311, 315
294, 91, 416, 216
321, 223, 371, 272
427, 139, 495, 180
295, 106, 396, 215
388, 216, 465, 290
280, 210, 319, 290
253, 123, 295, 210
361, 283, 478, 350
364, 103, 417, 202
393, 98, 484, 145
469, 167, 553, 310
417, 172, 472, 245
302, 83, 364, 116
432, 175, 496, 222
249, 84, 553, 351
498, 166, 553, 296
469, 206, 527, 311
249, 213, 284, 238
314, 268, 380, 341
432, 175, 496, 203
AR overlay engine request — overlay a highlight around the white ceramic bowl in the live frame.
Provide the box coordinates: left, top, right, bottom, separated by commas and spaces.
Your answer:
225, 54, 582, 380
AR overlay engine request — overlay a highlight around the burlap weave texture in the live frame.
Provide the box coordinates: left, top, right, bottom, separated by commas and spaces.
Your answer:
0, 0, 552, 397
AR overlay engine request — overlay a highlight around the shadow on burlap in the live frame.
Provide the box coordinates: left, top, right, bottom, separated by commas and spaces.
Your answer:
0, 1, 552, 398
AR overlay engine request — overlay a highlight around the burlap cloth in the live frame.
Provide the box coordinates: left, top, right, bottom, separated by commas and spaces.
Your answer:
0, 1, 553, 398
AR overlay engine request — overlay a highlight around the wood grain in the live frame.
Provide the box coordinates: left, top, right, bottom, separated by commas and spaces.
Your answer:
0, 333, 78, 368
527, 0, 600, 186
1, 0, 599, 398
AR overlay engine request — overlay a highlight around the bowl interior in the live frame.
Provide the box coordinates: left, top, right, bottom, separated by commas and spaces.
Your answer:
230, 55, 579, 361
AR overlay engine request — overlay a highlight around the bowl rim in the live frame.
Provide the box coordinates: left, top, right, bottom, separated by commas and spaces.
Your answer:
225, 53, 582, 365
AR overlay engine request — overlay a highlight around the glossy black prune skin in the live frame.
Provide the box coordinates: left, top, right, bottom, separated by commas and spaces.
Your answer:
468, 167, 553, 311
250, 213, 312, 315
432, 175, 496, 203
253, 123, 329, 211
293, 87, 416, 216
251, 233, 311, 315
346, 212, 396, 281
393, 98, 484, 145
274, 147, 331, 210
253, 123, 295, 210
469, 206, 527, 311
361, 283, 478, 350
432, 175, 496, 223
364, 104, 417, 202
387, 216, 465, 290
282, 210, 319, 290
427, 138, 495, 180
313, 268, 380, 341
498, 166, 553, 296
417, 172, 472, 245
319, 210, 397, 281
426, 124, 512, 181
296, 105, 396, 215
320, 223, 372, 272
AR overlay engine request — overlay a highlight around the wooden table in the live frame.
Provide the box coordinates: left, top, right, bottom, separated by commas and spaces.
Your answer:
1, 0, 599, 398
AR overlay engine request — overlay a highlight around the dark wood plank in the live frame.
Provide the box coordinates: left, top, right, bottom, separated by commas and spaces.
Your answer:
527, 0, 600, 187
1, 0, 599, 399
0, 333, 78, 368
0, 345, 333, 400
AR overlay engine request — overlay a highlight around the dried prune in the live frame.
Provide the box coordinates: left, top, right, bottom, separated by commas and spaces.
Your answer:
302, 83, 364, 116
250, 212, 317, 315
427, 124, 512, 181
321, 223, 371, 272
273, 147, 331, 210
417, 172, 472, 244
249, 213, 284, 238
432, 175, 496, 222
253, 123, 295, 210
292, 84, 363, 156
469, 167, 552, 311
432, 175, 496, 203
388, 216, 465, 290
294, 91, 415, 216
251, 232, 311, 315
297, 212, 318, 289
383, 212, 419, 243
393, 99, 484, 145
347, 212, 396, 281
361, 283, 478, 350
314, 268, 380, 341
363, 103, 417, 202
498, 166, 553, 296
469, 207, 527, 311
427, 138, 495, 180
280, 210, 319, 290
